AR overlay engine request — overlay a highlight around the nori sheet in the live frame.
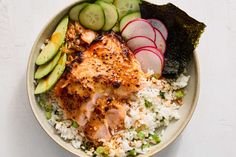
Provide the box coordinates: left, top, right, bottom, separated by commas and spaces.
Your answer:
140, 1, 206, 78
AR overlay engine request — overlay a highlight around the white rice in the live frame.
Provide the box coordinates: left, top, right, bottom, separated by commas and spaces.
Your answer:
45, 72, 190, 156
55, 120, 78, 140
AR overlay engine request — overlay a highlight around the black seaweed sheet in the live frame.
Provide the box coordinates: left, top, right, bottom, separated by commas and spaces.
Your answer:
140, 1, 206, 78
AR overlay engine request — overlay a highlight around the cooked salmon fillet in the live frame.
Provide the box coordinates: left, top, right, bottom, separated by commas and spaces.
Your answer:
54, 33, 144, 143
84, 96, 128, 143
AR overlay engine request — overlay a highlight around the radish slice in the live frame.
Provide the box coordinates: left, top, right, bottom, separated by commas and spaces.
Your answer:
121, 18, 156, 41
134, 46, 164, 66
154, 28, 166, 54
127, 36, 156, 51
134, 46, 163, 60
135, 49, 163, 74
148, 19, 168, 40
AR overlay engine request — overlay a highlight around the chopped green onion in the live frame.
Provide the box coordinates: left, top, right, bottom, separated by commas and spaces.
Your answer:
160, 117, 165, 122
82, 142, 92, 150
127, 149, 137, 156
96, 146, 105, 154
72, 121, 78, 128
144, 99, 152, 108
45, 111, 52, 120
151, 134, 161, 144
137, 131, 145, 140
141, 143, 150, 150
175, 90, 185, 99
159, 91, 165, 99
44, 103, 53, 112
55, 110, 62, 116
38, 94, 46, 108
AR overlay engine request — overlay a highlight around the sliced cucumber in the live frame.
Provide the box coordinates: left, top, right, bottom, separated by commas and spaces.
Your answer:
36, 17, 68, 65
99, 0, 114, 3
87, 0, 97, 2
112, 23, 120, 32
69, 3, 89, 21
120, 12, 141, 31
114, 0, 141, 20
95, 1, 118, 31
34, 51, 62, 79
103, 0, 114, 3
34, 53, 67, 94
79, 4, 105, 31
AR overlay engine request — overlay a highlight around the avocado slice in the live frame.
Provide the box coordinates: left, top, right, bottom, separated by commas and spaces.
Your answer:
35, 17, 68, 65
34, 53, 67, 94
34, 51, 62, 79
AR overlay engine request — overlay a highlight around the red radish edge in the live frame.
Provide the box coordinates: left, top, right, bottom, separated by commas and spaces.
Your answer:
148, 18, 168, 40
154, 28, 166, 43
127, 36, 156, 46
134, 46, 164, 65
127, 36, 157, 51
135, 48, 164, 70
135, 49, 164, 73
121, 18, 156, 41
153, 28, 166, 54
135, 48, 164, 65
134, 46, 162, 55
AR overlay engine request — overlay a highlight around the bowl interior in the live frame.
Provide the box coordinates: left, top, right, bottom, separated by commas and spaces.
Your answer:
27, 1, 200, 156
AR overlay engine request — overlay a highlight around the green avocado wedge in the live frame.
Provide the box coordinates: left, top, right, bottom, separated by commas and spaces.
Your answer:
34, 53, 67, 94
34, 51, 62, 79
35, 17, 68, 65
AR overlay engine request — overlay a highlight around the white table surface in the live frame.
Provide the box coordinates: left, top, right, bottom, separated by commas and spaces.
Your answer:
1, 0, 236, 156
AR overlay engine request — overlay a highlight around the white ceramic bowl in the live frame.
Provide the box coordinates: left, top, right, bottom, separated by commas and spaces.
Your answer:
27, 1, 200, 156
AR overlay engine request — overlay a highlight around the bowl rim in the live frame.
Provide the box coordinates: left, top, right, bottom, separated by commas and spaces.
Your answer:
146, 52, 200, 156
26, 1, 200, 156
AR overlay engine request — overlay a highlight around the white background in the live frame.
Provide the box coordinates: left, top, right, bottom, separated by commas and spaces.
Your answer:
0, 0, 236, 156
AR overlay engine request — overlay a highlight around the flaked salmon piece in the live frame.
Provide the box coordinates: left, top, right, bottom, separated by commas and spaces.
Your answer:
64, 22, 98, 54
76, 93, 102, 126
75, 22, 97, 44
93, 96, 127, 130
84, 118, 111, 143
105, 105, 126, 130
84, 96, 128, 143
